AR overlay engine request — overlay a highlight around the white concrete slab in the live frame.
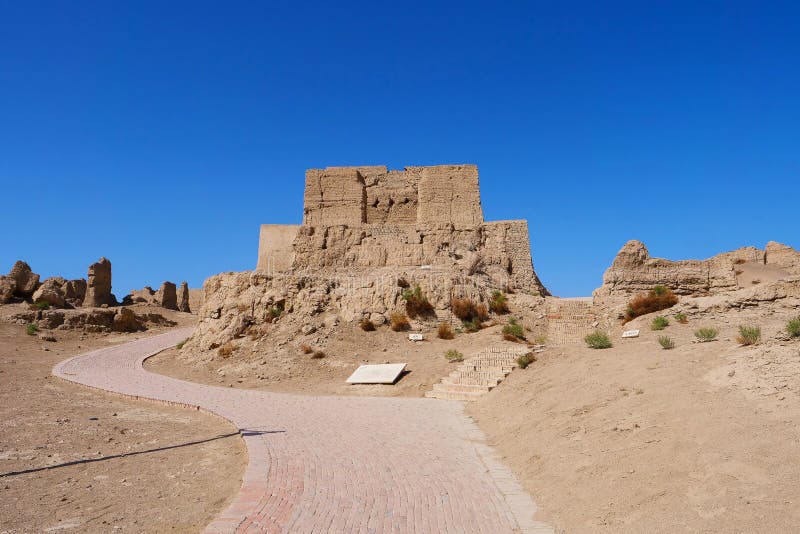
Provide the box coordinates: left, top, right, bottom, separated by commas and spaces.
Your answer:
347, 363, 407, 384
622, 329, 640, 338
409, 333, 424, 341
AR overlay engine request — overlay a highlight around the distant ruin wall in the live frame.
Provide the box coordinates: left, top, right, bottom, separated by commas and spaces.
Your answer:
256, 224, 301, 273
302, 164, 483, 229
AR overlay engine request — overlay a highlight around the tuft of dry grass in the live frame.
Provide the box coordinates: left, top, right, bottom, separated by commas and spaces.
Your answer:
437, 322, 455, 339
397, 277, 410, 288
625, 286, 679, 321
300, 343, 313, 354
217, 341, 236, 358
390, 312, 411, 332
359, 318, 376, 331
451, 297, 489, 330
502, 317, 525, 342
311, 350, 326, 359
737, 325, 761, 346
694, 327, 718, 342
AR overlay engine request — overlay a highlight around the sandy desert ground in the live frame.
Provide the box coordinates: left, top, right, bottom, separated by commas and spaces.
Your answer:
0, 306, 245, 534
470, 305, 800, 533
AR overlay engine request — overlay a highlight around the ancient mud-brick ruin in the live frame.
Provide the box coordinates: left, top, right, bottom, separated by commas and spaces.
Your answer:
257, 165, 547, 294
187, 165, 548, 352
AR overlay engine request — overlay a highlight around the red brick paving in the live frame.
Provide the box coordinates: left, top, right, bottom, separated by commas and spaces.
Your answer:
53, 328, 552, 533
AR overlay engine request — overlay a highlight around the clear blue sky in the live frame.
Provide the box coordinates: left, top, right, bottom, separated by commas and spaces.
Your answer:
1, 1, 798, 297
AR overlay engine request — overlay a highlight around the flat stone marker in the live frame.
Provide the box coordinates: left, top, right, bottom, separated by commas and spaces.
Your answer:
347, 363, 407, 384
622, 329, 640, 338
409, 333, 424, 341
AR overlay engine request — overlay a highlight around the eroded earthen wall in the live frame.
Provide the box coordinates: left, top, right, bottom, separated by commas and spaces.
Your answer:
256, 224, 301, 273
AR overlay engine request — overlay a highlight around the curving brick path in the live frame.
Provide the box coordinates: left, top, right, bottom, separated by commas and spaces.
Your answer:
53, 328, 553, 533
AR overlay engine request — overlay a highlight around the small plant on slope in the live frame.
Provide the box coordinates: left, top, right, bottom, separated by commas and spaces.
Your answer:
445, 349, 464, 362
674, 312, 688, 324
26, 323, 39, 336
651, 316, 669, 331
658, 336, 675, 350
694, 327, 719, 342
489, 290, 509, 314
737, 325, 761, 346
502, 317, 525, 342
786, 316, 800, 338
517, 352, 536, 369
359, 318, 376, 331
584, 331, 612, 349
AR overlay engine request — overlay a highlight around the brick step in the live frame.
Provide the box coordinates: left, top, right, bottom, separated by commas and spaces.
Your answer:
424, 390, 487, 402
433, 383, 493, 394
448, 370, 506, 381
461, 365, 515, 374
441, 377, 501, 387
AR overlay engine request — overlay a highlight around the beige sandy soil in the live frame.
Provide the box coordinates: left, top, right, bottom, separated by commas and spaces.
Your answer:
147, 321, 512, 397
0, 305, 245, 533
469, 305, 800, 533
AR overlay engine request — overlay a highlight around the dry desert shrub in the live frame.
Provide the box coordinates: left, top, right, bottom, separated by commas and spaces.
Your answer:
737, 325, 761, 346
516, 352, 536, 369
694, 327, 718, 342
390, 312, 411, 332
396, 277, 410, 288
674, 312, 688, 324
359, 318, 376, 331
300, 343, 314, 354
788, 316, 800, 338
502, 317, 525, 342
489, 290, 509, 314
311, 350, 326, 359
444, 349, 464, 362
584, 331, 612, 349
651, 316, 669, 330
625, 285, 679, 321
437, 322, 455, 339
658, 335, 675, 350
402, 285, 434, 318
217, 341, 236, 358
451, 297, 489, 329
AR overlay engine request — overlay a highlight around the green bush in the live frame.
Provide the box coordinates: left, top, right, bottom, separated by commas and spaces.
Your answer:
489, 290, 509, 314
502, 317, 525, 341
694, 327, 719, 342
658, 335, 675, 350
26, 323, 39, 336
787, 316, 800, 338
516, 352, 536, 369
584, 331, 612, 349
737, 325, 761, 346
674, 312, 688, 324
445, 349, 464, 362
34, 301, 50, 310
651, 316, 669, 331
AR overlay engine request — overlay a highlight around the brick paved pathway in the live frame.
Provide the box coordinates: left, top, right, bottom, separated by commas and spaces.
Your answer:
53, 328, 553, 533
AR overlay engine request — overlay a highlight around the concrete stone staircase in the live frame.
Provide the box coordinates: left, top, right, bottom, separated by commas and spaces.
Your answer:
425, 345, 532, 402
544, 297, 598, 346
